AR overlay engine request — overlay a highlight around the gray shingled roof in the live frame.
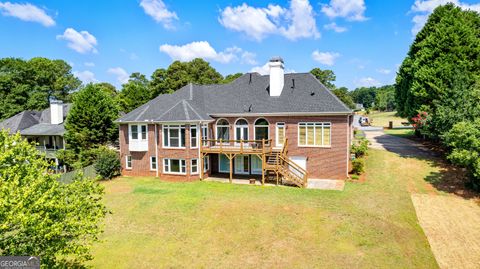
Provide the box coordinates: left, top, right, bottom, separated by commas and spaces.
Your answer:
117, 73, 352, 123
0, 104, 71, 135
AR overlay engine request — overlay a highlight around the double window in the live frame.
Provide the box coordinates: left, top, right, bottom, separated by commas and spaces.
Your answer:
163, 125, 185, 148
298, 122, 331, 147
254, 118, 269, 141
130, 124, 147, 141
163, 158, 186, 174
216, 119, 230, 141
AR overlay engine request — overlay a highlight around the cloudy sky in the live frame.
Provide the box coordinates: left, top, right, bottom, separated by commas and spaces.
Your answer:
1, 0, 479, 89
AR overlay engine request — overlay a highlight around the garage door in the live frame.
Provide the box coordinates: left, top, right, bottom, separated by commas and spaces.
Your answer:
289, 156, 307, 177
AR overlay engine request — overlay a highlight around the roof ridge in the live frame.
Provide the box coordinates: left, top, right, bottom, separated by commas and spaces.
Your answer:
154, 99, 184, 121
184, 100, 204, 121
182, 100, 190, 120
307, 73, 352, 112
134, 104, 151, 121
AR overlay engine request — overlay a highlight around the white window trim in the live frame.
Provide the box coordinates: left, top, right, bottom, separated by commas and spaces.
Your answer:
162, 124, 186, 149
190, 125, 198, 149
234, 118, 249, 145
276, 122, 285, 147
163, 158, 187, 175
297, 122, 332, 148
129, 124, 148, 142
201, 124, 209, 146
254, 118, 270, 141
150, 156, 157, 171
203, 155, 210, 172
215, 118, 230, 143
126, 155, 132, 170
191, 159, 199, 174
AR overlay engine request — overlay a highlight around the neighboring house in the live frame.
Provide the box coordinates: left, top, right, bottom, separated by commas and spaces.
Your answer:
0, 100, 70, 171
117, 57, 354, 187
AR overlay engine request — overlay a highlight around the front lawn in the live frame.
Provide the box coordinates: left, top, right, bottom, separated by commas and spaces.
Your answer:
384, 128, 415, 139
90, 149, 438, 268
368, 111, 408, 128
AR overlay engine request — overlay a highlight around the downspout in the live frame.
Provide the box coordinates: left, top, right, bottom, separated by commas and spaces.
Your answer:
155, 123, 159, 178
346, 114, 351, 179
198, 122, 201, 179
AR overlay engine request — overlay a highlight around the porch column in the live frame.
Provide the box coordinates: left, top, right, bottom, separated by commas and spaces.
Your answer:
229, 154, 233, 183
199, 152, 204, 180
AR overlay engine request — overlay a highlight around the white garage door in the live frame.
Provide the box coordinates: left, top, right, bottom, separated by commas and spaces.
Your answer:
289, 156, 307, 177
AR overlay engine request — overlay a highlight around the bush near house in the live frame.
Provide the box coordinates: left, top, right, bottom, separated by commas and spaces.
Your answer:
95, 147, 121, 180
351, 137, 369, 175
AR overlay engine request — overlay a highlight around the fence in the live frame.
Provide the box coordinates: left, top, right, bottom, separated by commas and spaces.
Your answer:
58, 165, 97, 184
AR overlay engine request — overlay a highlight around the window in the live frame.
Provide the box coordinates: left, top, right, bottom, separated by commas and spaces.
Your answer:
216, 119, 230, 141
254, 118, 269, 141
163, 125, 186, 148
204, 156, 209, 172
150, 156, 157, 171
126, 155, 132, 169
163, 159, 186, 174
201, 124, 208, 146
276, 122, 285, 146
235, 119, 248, 142
190, 125, 198, 148
130, 124, 147, 141
191, 159, 198, 174
298, 122, 331, 147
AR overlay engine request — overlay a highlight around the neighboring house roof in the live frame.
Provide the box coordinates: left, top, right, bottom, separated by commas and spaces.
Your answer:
0, 104, 71, 136
117, 73, 352, 123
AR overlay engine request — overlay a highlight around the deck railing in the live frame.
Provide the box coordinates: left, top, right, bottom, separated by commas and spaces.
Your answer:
200, 138, 273, 154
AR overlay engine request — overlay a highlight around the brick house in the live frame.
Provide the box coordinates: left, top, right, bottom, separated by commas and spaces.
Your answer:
117, 57, 353, 187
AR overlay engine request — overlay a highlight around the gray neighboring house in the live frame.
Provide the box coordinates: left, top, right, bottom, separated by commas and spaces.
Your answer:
0, 100, 71, 170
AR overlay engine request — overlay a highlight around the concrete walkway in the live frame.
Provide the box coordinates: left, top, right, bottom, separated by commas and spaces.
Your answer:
364, 130, 436, 158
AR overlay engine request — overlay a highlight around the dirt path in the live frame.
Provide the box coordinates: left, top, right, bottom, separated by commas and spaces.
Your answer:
364, 130, 480, 269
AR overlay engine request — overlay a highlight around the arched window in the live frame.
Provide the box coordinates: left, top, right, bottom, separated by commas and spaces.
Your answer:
254, 118, 269, 141
235, 119, 249, 143
216, 119, 230, 141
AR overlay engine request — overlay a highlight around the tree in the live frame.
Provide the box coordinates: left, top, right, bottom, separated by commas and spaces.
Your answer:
310, 68, 336, 89
149, 58, 224, 97
65, 83, 119, 153
395, 4, 480, 125
332, 87, 355, 109
222, 73, 243, 84
0, 130, 107, 267
375, 85, 396, 111
0, 57, 81, 120
350, 87, 377, 109
117, 73, 152, 112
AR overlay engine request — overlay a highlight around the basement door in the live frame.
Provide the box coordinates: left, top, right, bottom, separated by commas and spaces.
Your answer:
289, 156, 307, 177
234, 155, 249, 174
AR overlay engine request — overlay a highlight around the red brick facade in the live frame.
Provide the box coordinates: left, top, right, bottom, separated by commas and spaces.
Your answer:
119, 115, 352, 181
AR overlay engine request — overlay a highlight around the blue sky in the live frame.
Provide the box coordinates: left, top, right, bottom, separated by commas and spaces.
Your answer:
0, 0, 479, 89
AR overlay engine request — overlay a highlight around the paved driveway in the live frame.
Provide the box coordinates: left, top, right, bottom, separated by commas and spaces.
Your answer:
364, 129, 480, 269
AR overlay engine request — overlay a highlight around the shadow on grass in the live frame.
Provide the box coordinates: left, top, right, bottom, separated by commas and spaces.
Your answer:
368, 132, 479, 200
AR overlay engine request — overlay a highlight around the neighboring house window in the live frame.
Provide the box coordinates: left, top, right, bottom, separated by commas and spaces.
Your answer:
204, 156, 209, 172
190, 125, 198, 148
130, 124, 147, 141
254, 118, 269, 141
163, 159, 186, 174
191, 159, 198, 174
276, 122, 285, 147
163, 125, 186, 148
150, 156, 157, 171
201, 124, 208, 146
216, 119, 230, 141
235, 119, 249, 142
298, 122, 331, 147
126, 155, 132, 169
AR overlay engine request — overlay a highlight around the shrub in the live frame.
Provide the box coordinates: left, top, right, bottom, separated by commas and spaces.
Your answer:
352, 158, 365, 175
94, 147, 121, 180
351, 138, 369, 158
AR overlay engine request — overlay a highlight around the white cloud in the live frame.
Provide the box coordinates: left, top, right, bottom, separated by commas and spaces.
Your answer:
159, 41, 256, 64
140, 0, 178, 29
250, 61, 295, 75
219, 0, 319, 41
324, 22, 347, 33
321, 0, 367, 21
84, 62, 95, 67
74, 70, 97, 84
0, 2, 55, 27
355, 77, 381, 87
312, 51, 340, 66
377, 68, 391, 74
108, 67, 129, 84
56, 28, 98, 54
410, 0, 480, 35
241, 51, 258, 65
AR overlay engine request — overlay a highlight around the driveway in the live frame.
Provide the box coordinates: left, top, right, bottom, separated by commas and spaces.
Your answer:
363, 129, 480, 269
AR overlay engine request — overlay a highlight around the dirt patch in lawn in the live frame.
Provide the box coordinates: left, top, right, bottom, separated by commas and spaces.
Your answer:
411, 194, 480, 269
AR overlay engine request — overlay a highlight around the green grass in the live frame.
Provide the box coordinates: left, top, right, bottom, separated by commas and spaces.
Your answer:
384, 128, 415, 139
90, 149, 438, 268
367, 111, 408, 128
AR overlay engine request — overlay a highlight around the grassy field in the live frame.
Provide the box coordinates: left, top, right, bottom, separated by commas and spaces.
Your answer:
90, 149, 438, 268
367, 111, 408, 128
384, 128, 415, 138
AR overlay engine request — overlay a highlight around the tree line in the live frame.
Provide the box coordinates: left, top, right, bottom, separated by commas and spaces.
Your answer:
395, 3, 480, 189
